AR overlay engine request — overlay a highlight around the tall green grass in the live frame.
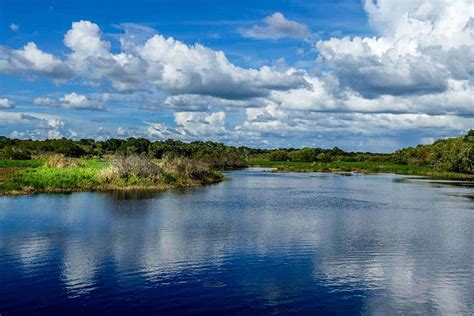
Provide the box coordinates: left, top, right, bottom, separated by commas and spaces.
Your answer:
0, 159, 105, 193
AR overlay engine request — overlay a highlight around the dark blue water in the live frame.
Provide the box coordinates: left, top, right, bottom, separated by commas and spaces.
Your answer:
1, 169, 473, 315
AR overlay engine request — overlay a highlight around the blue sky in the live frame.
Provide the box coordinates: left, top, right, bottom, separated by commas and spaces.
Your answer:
0, 0, 472, 152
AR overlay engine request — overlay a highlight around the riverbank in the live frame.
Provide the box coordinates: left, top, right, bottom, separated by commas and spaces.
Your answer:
0, 156, 224, 196
249, 160, 474, 181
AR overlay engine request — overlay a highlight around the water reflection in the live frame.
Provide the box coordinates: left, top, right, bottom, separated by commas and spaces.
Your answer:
0, 171, 473, 314
107, 189, 165, 200
62, 240, 100, 297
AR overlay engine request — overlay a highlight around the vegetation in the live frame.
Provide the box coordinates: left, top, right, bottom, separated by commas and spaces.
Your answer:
249, 161, 474, 181
0, 154, 223, 195
393, 130, 473, 174
0, 130, 472, 195
0, 136, 249, 169
249, 130, 474, 180
0, 137, 247, 195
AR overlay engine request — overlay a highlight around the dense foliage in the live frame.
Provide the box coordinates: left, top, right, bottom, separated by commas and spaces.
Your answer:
250, 147, 391, 164
250, 131, 473, 175
393, 130, 473, 174
0, 137, 248, 170
0, 130, 473, 174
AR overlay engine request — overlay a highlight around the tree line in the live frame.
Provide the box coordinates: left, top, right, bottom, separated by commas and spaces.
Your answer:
0, 130, 472, 174
0, 137, 253, 170
392, 130, 473, 174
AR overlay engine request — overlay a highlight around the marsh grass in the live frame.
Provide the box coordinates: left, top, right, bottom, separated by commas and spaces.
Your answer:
249, 160, 474, 181
0, 158, 103, 194
0, 154, 224, 195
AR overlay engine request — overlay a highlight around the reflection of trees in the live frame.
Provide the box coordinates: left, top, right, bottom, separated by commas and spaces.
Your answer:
106, 190, 164, 201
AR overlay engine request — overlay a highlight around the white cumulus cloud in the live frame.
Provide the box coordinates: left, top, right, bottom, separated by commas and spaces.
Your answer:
316, 0, 473, 97
0, 42, 72, 80
59, 92, 104, 110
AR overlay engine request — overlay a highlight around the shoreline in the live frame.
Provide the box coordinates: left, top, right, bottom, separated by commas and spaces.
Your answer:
249, 161, 474, 182
1, 181, 226, 196
0, 177, 225, 196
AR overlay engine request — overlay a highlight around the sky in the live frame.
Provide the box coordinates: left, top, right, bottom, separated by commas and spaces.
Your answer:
0, 0, 473, 152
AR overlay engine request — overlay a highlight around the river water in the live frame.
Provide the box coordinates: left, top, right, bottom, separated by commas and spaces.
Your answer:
0, 169, 473, 315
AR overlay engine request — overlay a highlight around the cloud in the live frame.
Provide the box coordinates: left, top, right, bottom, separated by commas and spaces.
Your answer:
174, 111, 226, 136
9, 23, 19, 32
0, 20, 306, 99
0, 97, 14, 109
147, 122, 181, 139
59, 92, 104, 110
264, 77, 474, 116
316, 0, 473, 98
64, 20, 111, 58
1, 112, 67, 140
2, 19, 306, 108
147, 111, 227, 139
34, 93, 104, 111
116, 126, 127, 137
0, 5, 473, 151
238, 103, 474, 151
239, 12, 310, 39
0, 42, 73, 81
269, 76, 338, 112
136, 33, 308, 98
117, 23, 158, 50
159, 94, 268, 112
34, 97, 56, 107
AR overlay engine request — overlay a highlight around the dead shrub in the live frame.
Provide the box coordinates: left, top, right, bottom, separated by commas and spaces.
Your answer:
161, 153, 214, 181
106, 154, 161, 181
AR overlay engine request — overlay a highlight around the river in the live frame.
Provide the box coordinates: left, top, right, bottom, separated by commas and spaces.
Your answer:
0, 169, 473, 315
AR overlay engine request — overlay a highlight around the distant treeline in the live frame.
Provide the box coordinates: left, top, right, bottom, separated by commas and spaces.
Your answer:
250, 147, 392, 163
0, 137, 253, 170
253, 130, 473, 174
0, 130, 473, 174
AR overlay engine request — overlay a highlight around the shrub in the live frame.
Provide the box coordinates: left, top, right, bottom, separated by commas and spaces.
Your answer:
101, 154, 161, 182
161, 153, 217, 181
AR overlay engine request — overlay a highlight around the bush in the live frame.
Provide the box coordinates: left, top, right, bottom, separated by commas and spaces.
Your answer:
101, 154, 161, 183
161, 153, 217, 181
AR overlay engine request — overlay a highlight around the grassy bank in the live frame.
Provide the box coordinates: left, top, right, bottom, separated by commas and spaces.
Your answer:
249, 160, 474, 181
0, 155, 224, 196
